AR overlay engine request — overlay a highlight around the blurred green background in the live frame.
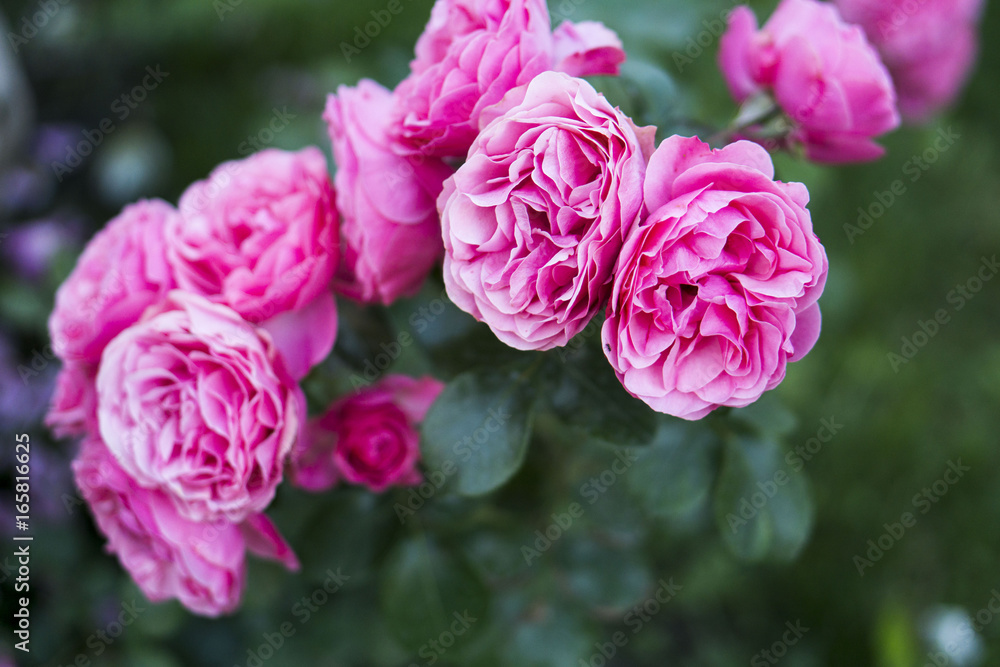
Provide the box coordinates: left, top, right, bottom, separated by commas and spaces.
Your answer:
1, 0, 999, 665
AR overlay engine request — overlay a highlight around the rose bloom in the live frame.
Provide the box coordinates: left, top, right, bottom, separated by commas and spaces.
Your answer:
49, 199, 176, 363
393, 0, 625, 157
45, 360, 98, 439
97, 292, 305, 523
324, 80, 454, 305
73, 437, 297, 617
292, 375, 444, 493
603, 136, 828, 420
834, 0, 984, 122
719, 0, 900, 163
170, 147, 338, 377
440, 71, 653, 351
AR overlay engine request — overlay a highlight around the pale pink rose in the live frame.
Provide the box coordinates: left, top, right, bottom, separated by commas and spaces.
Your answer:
45, 360, 98, 439
835, 0, 984, 122
441, 71, 654, 351
170, 147, 339, 377
292, 375, 444, 493
392, 0, 556, 157
395, 0, 626, 158
49, 199, 176, 363
73, 437, 297, 617
718, 0, 900, 163
603, 136, 828, 420
324, 80, 454, 305
97, 292, 305, 523
552, 20, 626, 77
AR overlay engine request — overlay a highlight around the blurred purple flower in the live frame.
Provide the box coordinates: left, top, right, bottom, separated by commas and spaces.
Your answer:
1, 217, 76, 280
32, 123, 82, 168
0, 163, 54, 216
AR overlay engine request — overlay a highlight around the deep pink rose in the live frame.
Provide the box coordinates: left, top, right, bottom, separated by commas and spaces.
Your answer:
73, 437, 297, 617
394, 0, 626, 158
718, 0, 900, 163
835, 0, 984, 122
603, 136, 828, 420
552, 20, 626, 77
324, 80, 454, 305
97, 292, 305, 523
49, 199, 176, 363
292, 375, 444, 493
440, 71, 654, 351
170, 147, 339, 377
45, 360, 98, 439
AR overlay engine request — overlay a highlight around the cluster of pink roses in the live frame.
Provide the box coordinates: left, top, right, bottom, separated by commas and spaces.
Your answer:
46, 0, 981, 616
46, 149, 442, 614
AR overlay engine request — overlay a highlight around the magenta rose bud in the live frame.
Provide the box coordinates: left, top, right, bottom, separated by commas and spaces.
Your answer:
834, 0, 984, 122
604, 136, 828, 420
45, 360, 99, 439
96, 292, 305, 523
440, 71, 654, 351
170, 147, 339, 377
392, 0, 557, 157
49, 199, 177, 363
292, 375, 444, 493
718, 0, 900, 163
73, 437, 297, 617
324, 80, 454, 305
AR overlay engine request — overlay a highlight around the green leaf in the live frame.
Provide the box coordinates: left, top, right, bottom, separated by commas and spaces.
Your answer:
559, 538, 652, 611
421, 365, 538, 497
380, 536, 490, 655
713, 435, 814, 562
550, 346, 658, 448
729, 392, 799, 438
627, 423, 717, 516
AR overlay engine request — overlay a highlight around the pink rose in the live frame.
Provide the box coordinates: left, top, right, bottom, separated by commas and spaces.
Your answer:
394, 0, 626, 158
45, 360, 98, 439
49, 199, 176, 363
603, 136, 828, 420
170, 147, 339, 377
393, 0, 555, 157
97, 292, 305, 523
552, 20, 626, 77
292, 375, 444, 492
718, 0, 900, 163
440, 71, 654, 351
834, 0, 984, 122
73, 437, 297, 617
324, 80, 454, 305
